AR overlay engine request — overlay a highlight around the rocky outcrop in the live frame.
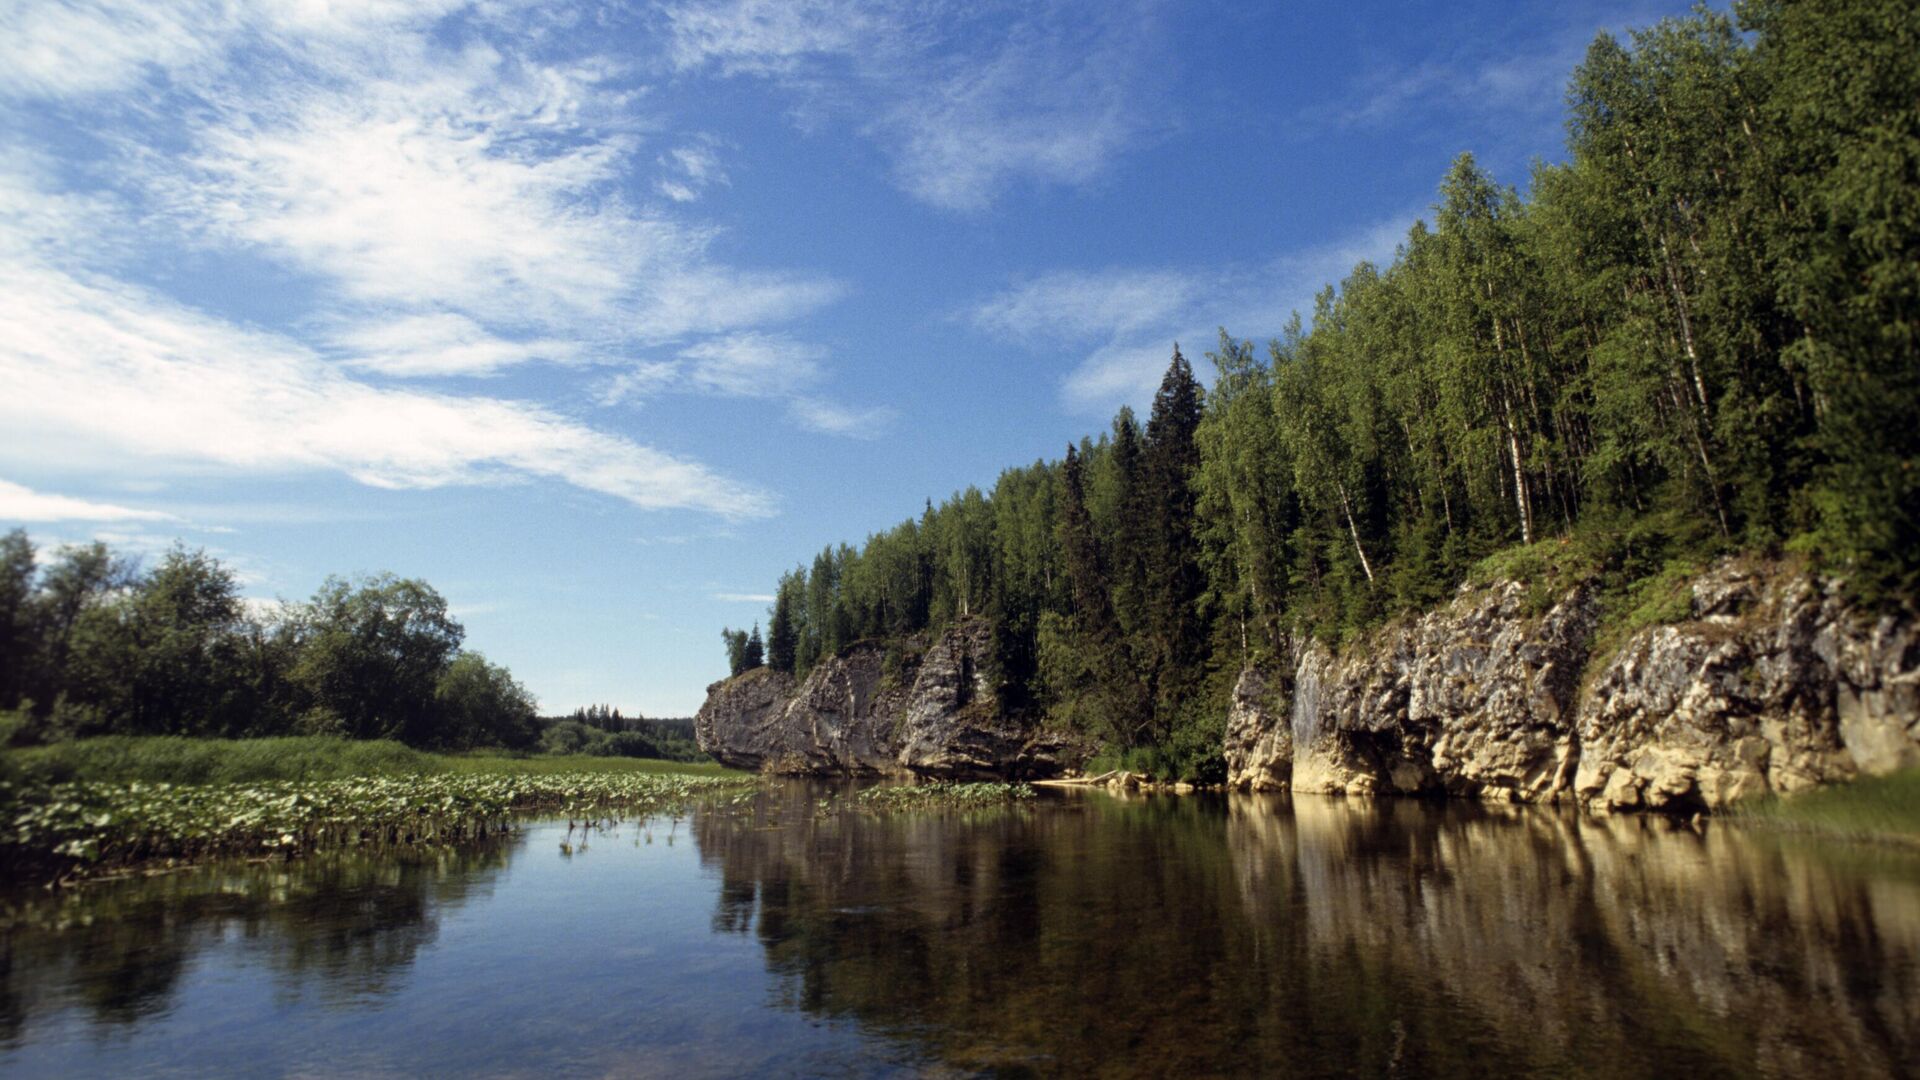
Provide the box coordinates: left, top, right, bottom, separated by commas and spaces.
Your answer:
1234, 579, 1597, 800
1573, 562, 1920, 812
704, 558, 1914, 808
693, 645, 905, 774
1225, 558, 1918, 812
1222, 666, 1290, 791
697, 618, 1087, 779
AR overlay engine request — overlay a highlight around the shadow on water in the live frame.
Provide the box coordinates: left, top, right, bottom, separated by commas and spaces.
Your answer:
1, 784, 1916, 1077
696, 782, 1920, 1079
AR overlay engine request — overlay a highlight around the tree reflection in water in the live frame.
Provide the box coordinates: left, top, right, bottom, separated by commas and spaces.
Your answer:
2, 787, 1915, 1078
1, 837, 518, 1045
695, 782, 1920, 1079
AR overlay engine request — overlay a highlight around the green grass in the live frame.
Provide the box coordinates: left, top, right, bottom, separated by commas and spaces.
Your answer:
1729, 769, 1920, 843
4, 735, 741, 787
436, 752, 738, 778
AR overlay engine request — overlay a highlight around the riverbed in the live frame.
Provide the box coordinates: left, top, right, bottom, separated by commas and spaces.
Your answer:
4, 781, 1916, 1077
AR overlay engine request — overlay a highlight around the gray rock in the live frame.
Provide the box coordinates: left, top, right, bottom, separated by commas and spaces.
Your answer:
1223, 665, 1290, 790
701, 557, 1916, 810
1573, 562, 1918, 812
697, 617, 1088, 779
1235, 581, 1596, 800
694, 643, 907, 775
1226, 557, 1916, 813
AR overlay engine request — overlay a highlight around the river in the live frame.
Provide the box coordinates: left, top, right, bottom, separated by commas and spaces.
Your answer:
3, 782, 1916, 1077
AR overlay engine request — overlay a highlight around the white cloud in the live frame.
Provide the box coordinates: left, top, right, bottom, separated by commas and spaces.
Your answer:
598, 333, 893, 438
681, 332, 824, 397
712, 592, 775, 603
971, 269, 1198, 343
0, 256, 774, 518
0, 0, 876, 521
332, 312, 582, 377
659, 0, 873, 76
0, 479, 176, 523
974, 215, 1415, 413
597, 361, 684, 406
0, 0, 472, 102
787, 397, 895, 439
172, 53, 838, 353
656, 0, 1170, 211
657, 138, 730, 202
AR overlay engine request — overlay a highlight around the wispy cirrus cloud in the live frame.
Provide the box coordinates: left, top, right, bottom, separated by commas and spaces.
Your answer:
599, 332, 895, 437
657, 136, 731, 202
655, 0, 1172, 211
0, 0, 871, 523
0, 253, 774, 519
973, 214, 1414, 413
0, 480, 175, 523
1297, 2, 1680, 165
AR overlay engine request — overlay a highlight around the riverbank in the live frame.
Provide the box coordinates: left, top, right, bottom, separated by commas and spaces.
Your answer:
1, 737, 752, 885
3, 734, 741, 786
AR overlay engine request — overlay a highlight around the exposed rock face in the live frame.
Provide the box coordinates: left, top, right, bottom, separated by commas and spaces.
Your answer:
1274, 580, 1597, 800
1226, 558, 1919, 812
703, 558, 1914, 807
694, 645, 904, 775
1222, 666, 1290, 791
697, 618, 1086, 779
1573, 563, 1920, 812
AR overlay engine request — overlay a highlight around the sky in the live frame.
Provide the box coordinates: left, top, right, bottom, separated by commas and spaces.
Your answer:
0, 0, 1711, 716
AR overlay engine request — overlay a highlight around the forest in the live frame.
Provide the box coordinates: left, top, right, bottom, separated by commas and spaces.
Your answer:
0, 530, 544, 751
722, 1, 1919, 780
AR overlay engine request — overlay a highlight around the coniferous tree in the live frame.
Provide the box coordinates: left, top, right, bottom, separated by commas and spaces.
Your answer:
768, 588, 797, 674
713, 4, 1920, 776
743, 624, 765, 671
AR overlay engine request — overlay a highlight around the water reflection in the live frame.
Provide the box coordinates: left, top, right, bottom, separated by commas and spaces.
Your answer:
2, 838, 518, 1048
1, 788, 1916, 1078
699, 784, 1920, 1078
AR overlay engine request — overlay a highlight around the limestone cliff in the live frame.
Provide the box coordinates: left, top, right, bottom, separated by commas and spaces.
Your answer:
696, 618, 1085, 778
1224, 557, 1919, 811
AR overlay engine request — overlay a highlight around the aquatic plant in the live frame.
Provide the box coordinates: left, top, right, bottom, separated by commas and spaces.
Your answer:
0, 771, 754, 884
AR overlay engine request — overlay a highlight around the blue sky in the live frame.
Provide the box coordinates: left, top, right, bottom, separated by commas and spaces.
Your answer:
0, 0, 1707, 716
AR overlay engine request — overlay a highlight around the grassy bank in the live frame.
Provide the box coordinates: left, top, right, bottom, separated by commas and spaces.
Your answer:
1729, 769, 1920, 844
4, 735, 739, 787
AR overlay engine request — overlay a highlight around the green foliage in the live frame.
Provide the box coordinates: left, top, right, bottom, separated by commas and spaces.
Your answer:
721, 627, 750, 676
0, 768, 754, 882
0, 531, 558, 754
718, 5, 1920, 772
7, 735, 436, 786
768, 584, 798, 673
846, 781, 1035, 814
743, 623, 765, 670
3, 734, 739, 788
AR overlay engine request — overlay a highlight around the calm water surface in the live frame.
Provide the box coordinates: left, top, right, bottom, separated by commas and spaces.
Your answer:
3, 782, 1917, 1078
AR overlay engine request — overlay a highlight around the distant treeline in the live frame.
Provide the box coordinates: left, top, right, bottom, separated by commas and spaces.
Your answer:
726, 2, 1920, 779
0, 531, 542, 751
536, 706, 704, 762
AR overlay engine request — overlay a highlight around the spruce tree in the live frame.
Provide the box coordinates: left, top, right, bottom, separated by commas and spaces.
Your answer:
1140, 346, 1207, 731
768, 589, 797, 673
743, 624, 765, 670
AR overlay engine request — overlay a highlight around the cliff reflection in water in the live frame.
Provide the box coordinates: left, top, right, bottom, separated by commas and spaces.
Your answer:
1, 838, 518, 1047
696, 783, 1920, 1078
